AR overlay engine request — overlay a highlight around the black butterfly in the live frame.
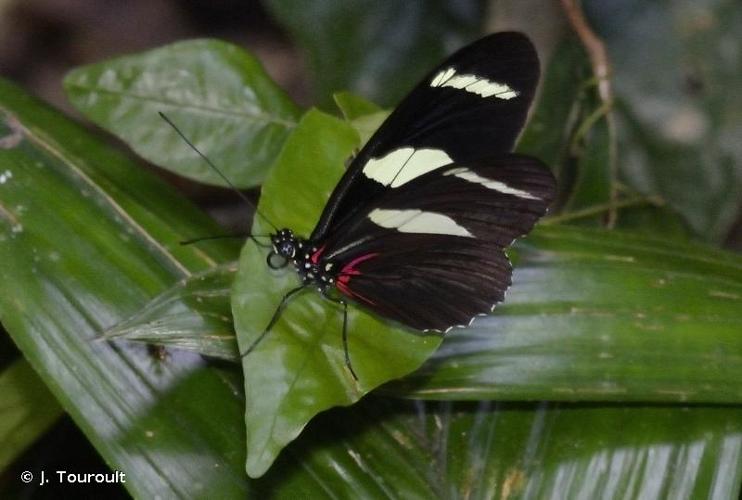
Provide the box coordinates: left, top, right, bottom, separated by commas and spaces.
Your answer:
250, 32, 556, 379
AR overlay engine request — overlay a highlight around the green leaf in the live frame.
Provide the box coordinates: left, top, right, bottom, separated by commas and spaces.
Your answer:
333, 91, 382, 120
103, 263, 238, 362
390, 225, 742, 403
265, 0, 484, 107
333, 92, 389, 150
0, 78, 249, 497
348, 111, 390, 150
585, 0, 742, 241
266, 397, 742, 499
232, 109, 442, 477
64, 39, 300, 188
333, 91, 389, 146
0, 359, 63, 470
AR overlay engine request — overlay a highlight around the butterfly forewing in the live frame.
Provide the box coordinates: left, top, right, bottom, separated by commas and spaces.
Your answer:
320, 155, 556, 331
311, 32, 541, 241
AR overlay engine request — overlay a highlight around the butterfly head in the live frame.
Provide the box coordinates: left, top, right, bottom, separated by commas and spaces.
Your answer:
267, 229, 297, 269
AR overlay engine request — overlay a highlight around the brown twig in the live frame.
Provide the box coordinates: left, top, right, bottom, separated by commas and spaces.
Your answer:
560, 0, 619, 228
560, 0, 613, 104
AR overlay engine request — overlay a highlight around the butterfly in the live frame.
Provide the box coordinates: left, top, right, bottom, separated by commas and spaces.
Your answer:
247, 32, 557, 379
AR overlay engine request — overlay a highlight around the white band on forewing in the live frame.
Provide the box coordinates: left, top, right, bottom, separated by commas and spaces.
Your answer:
430, 67, 518, 100
368, 208, 473, 237
363, 147, 453, 187
444, 167, 539, 200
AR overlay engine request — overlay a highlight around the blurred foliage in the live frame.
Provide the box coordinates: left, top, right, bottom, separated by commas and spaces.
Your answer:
1, 0, 741, 497
517, 36, 614, 220
585, 0, 742, 243
264, 0, 485, 108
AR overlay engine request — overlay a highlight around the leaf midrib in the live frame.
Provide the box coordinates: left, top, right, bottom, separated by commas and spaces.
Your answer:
2, 105, 209, 275
65, 82, 299, 128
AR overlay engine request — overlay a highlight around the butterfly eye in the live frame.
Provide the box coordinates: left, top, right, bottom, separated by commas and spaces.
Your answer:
279, 240, 295, 256
267, 251, 289, 270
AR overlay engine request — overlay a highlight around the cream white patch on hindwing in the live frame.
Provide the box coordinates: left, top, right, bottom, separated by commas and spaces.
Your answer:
368, 208, 473, 237
444, 167, 540, 200
362, 147, 453, 188
430, 66, 518, 100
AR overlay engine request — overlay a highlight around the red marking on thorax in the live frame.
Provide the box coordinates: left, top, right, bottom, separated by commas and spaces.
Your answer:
310, 244, 326, 264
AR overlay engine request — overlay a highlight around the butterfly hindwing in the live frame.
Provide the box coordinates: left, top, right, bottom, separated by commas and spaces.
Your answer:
321, 155, 556, 331
333, 234, 512, 331
311, 32, 540, 241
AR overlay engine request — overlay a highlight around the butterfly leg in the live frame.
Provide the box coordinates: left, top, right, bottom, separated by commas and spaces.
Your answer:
241, 285, 307, 358
340, 300, 359, 381
320, 293, 358, 381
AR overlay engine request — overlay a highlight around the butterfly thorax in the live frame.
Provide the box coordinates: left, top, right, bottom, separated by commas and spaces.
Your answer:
269, 228, 336, 292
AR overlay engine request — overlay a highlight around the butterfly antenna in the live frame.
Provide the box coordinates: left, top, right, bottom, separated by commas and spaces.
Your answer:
158, 111, 278, 231
180, 233, 273, 248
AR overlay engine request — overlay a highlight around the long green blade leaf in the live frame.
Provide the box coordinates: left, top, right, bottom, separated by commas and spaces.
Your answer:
0, 78, 248, 498
390, 225, 742, 402
265, 397, 742, 499
0, 359, 63, 471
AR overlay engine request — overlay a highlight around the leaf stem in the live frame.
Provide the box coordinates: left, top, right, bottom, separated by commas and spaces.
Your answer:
543, 195, 665, 225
